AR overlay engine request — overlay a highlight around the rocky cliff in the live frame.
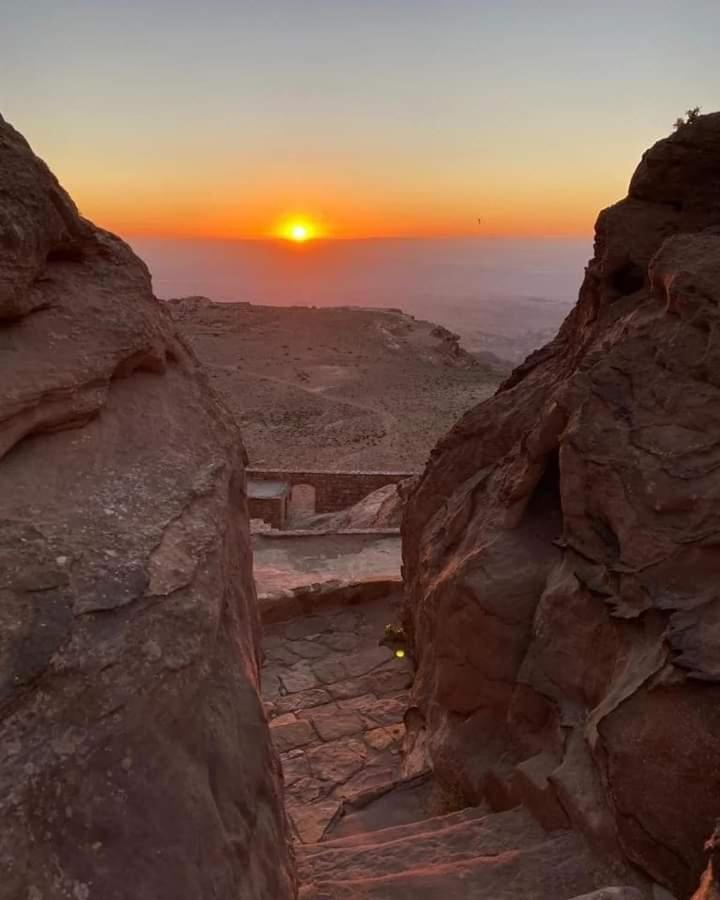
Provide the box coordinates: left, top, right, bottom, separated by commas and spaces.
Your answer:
402, 112, 720, 897
0, 115, 295, 898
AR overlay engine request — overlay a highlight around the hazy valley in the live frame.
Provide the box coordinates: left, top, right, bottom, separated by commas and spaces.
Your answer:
134, 234, 591, 363
168, 296, 506, 470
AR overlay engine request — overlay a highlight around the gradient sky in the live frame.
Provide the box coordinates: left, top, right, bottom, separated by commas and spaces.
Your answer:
2, 0, 719, 239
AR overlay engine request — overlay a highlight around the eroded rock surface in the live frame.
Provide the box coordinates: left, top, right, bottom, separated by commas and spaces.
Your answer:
402, 113, 720, 897
0, 114, 295, 899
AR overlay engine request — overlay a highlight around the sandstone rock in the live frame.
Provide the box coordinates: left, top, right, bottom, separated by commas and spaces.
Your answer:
287, 777, 326, 805
320, 632, 361, 652
570, 891, 645, 900
0, 115, 89, 321
511, 751, 569, 831
344, 645, 394, 677
298, 807, 632, 899
692, 823, 720, 899
282, 752, 311, 786
290, 800, 343, 844
302, 483, 405, 530
275, 687, 333, 715
308, 739, 368, 786
0, 115, 295, 899
365, 725, 404, 752
312, 657, 351, 684
347, 695, 407, 728
402, 112, 720, 897
287, 615, 333, 639
282, 662, 321, 693
271, 718, 317, 753
309, 708, 365, 742
290, 639, 330, 660
334, 766, 397, 801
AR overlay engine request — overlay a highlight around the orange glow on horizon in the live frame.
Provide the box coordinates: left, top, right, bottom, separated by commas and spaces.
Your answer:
69, 176, 610, 242
60, 157, 615, 242
101, 204, 598, 242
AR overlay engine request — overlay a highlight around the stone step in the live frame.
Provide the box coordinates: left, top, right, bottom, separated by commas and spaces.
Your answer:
306, 799, 488, 853
298, 808, 649, 899
301, 872, 645, 900
318, 773, 439, 844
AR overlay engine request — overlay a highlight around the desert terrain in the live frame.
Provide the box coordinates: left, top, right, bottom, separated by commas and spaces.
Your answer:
167, 297, 507, 470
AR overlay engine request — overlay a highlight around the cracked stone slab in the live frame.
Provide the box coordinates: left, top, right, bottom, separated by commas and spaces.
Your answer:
270, 718, 316, 753
308, 739, 368, 785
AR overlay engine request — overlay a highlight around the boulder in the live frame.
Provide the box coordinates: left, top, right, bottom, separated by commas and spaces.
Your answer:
402, 112, 720, 898
692, 824, 720, 899
0, 114, 295, 899
298, 483, 405, 531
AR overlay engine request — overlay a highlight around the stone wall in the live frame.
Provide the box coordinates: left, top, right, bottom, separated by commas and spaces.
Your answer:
247, 468, 416, 514
249, 494, 287, 529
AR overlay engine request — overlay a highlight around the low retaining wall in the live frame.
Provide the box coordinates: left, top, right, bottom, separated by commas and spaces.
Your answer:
258, 577, 404, 624
253, 526, 400, 538
247, 468, 417, 515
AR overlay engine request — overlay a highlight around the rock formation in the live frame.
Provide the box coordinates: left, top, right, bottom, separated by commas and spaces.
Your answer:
299, 483, 405, 531
402, 112, 720, 897
692, 824, 720, 899
0, 115, 295, 898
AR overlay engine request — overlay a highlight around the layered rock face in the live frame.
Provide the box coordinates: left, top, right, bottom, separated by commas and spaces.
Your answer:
402, 112, 720, 897
692, 824, 720, 899
0, 116, 295, 898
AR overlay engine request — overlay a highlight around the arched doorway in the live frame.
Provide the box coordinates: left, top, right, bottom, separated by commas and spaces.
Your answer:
288, 483, 316, 526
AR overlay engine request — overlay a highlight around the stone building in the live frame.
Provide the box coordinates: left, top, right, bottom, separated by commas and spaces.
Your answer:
247, 478, 290, 529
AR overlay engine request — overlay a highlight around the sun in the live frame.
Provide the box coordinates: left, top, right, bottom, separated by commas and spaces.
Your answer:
276, 217, 321, 242
290, 223, 310, 242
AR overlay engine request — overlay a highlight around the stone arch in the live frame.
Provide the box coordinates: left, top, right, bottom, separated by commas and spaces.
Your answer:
288, 483, 316, 525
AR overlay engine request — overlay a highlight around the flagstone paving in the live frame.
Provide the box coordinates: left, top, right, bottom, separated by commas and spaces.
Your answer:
261, 594, 414, 843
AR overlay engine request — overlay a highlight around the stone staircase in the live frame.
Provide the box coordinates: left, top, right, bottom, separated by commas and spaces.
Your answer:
260, 591, 653, 900
297, 806, 642, 899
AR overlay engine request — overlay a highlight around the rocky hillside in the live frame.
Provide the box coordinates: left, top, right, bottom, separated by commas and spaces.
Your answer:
166, 297, 505, 470
0, 115, 295, 898
402, 113, 720, 898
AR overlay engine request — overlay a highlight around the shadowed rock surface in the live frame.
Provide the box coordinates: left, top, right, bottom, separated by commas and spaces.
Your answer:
402, 113, 720, 897
0, 114, 295, 899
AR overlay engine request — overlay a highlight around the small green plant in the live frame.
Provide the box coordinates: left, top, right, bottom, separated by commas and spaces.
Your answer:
383, 622, 407, 643
379, 623, 412, 660
674, 106, 701, 130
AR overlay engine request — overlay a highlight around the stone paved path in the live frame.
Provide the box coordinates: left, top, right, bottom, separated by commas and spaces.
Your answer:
261, 595, 414, 843
253, 533, 401, 595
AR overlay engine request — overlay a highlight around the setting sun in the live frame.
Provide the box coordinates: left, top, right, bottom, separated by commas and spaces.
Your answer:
277, 217, 322, 242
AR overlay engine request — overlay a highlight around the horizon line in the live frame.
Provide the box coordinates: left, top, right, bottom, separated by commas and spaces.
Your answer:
123, 231, 594, 243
